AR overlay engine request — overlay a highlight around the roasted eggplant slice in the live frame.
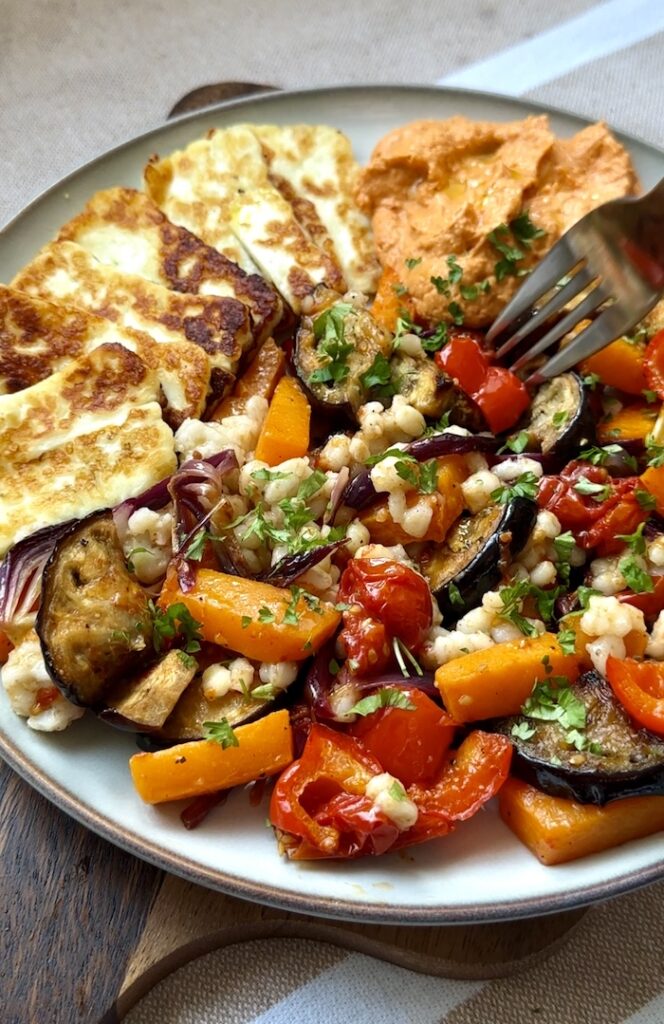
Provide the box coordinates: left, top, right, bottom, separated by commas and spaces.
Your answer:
392, 354, 486, 429
36, 511, 153, 707
518, 372, 593, 456
294, 297, 392, 418
100, 650, 197, 730
496, 670, 664, 805
156, 677, 270, 741
421, 497, 536, 619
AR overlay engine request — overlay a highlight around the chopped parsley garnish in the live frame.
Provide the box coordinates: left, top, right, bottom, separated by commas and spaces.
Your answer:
241, 616, 252, 629
431, 275, 449, 295
460, 280, 491, 301
257, 607, 276, 624
448, 581, 464, 608
577, 586, 600, 610
329, 658, 341, 675
578, 443, 637, 471
619, 556, 654, 594
405, 257, 422, 269
488, 211, 545, 280
360, 352, 397, 399
643, 388, 658, 404
150, 601, 202, 657
557, 628, 577, 656
520, 676, 589, 751
646, 438, 664, 468
125, 546, 151, 573
420, 322, 449, 352
572, 478, 613, 502
553, 530, 575, 585
447, 301, 464, 325
498, 580, 540, 637
177, 650, 198, 669
392, 283, 408, 296
511, 721, 537, 741
348, 688, 416, 717
552, 411, 568, 428
616, 522, 647, 555
388, 780, 408, 802
309, 303, 354, 385
500, 431, 530, 455
582, 372, 601, 390
251, 468, 291, 483
491, 471, 539, 504
251, 683, 278, 702
635, 488, 657, 511
184, 529, 210, 562
203, 718, 239, 749
446, 254, 463, 284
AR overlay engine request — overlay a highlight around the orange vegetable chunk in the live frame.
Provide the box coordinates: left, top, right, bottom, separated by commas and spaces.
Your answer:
499, 777, 664, 865
254, 375, 311, 466
640, 465, 664, 516
130, 709, 293, 804
159, 568, 340, 662
209, 338, 285, 420
435, 633, 581, 722
597, 402, 658, 444
581, 337, 647, 396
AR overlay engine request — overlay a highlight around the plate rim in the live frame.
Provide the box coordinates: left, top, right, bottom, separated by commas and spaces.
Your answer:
2, 82, 664, 925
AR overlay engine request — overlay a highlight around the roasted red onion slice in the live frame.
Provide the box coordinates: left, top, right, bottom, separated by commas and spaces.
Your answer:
303, 646, 439, 723
340, 432, 501, 512
260, 540, 347, 588
0, 521, 73, 630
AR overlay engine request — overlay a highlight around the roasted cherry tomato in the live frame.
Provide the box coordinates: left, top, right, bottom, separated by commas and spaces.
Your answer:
269, 724, 399, 859
339, 612, 391, 677
396, 731, 513, 848
339, 558, 433, 649
538, 461, 645, 551
435, 334, 529, 433
644, 329, 664, 399
350, 687, 456, 787
606, 656, 664, 735
435, 333, 489, 393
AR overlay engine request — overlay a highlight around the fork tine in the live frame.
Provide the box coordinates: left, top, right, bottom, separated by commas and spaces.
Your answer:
485, 241, 579, 346
510, 280, 610, 373
494, 264, 596, 360
526, 301, 651, 385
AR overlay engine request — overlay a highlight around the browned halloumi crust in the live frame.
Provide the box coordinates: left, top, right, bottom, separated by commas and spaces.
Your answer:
0, 343, 176, 556
11, 241, 253, 397
0, 285, 210, 427
55, 187, 283, 342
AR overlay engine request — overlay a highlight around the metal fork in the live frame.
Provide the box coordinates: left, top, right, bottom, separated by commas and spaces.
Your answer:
488, 177, 664, 385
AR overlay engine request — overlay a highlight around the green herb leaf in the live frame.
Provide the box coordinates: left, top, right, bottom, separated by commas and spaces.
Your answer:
241, 615, 252, 629
392, 283, 408, 296
498, 580, 539, 637
448, 581, 464, 608
177, 650, 198, 669
251, 468, 291, 483
510, 211, 546, 245
552, 411, 568, 428
491, 471, 539, 505
151, 601, 203, 656
446, 255, 463, 284
360, 352, 396, 399
252, 683, 278, 701
500, 431, 530, 455
557, 629, 577, 656
616, 522, 647, 556
388, 780, 408, 802
573, 477, 613, 502
619, 556, 654, 594
511, 721, 537, 741
646, 438, 664, 468
203, 718, 239, 748
310, 303, 355, 387
643, 389, 658, 404
420, 322, 448, 352
635, 488, 657, 511
349, 688, 416, 717
430, 275, 450, 296
257, 607, 276, 624
582, 372, 601, 390
577, 586, 600, 609
447, 301, 464, 326
405, 257, 422, 270
329, 658, 341, 675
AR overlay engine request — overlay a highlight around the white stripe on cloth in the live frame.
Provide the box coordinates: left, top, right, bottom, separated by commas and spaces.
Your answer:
437, 0, 664, 95
248, 951, 483, 1024
623, 992, 664, 1024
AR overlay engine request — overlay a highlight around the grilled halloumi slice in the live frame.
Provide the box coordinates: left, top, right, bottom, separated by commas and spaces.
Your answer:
253, 124, 380, 294
0, 343, 175, 556
11, 241, 252, 396
0, 285, 210, 427
55, 187, 282, 342
144, 124, 346, 311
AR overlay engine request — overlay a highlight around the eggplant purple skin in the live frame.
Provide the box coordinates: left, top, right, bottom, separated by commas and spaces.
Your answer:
427, 497, 537, 621
495, 671, 664, 805
519, 371, 594, 460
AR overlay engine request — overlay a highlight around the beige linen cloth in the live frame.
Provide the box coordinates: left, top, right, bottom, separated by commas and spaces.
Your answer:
3, 0, 664, 1021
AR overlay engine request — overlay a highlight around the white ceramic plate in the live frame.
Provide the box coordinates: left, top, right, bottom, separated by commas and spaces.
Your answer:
2, 85, 664, 925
